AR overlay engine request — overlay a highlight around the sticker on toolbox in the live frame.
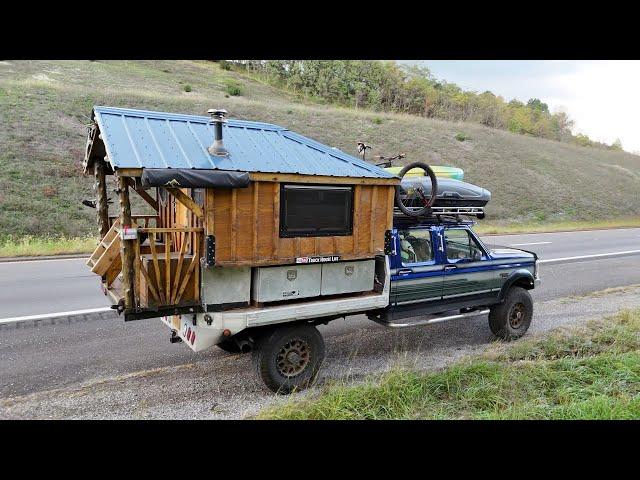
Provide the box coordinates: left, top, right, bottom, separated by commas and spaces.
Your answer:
295, 255, 340, 264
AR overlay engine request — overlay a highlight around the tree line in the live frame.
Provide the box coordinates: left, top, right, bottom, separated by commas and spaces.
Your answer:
219, 60, 623, 151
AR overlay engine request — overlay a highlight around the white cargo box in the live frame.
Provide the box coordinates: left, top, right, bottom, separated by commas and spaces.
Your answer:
201, 266, 250, 309
320, 259, 375, 295
251, 264, 322, 303
251, 259, 375, 303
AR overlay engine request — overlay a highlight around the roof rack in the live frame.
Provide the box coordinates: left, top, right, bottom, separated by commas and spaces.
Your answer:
392, 206, 484, 227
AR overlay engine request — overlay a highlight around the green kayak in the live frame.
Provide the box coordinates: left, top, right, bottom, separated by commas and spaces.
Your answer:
385, 165, 464, 181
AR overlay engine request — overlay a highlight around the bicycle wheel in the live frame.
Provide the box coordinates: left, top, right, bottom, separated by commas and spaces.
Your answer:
394, 162, 438, 217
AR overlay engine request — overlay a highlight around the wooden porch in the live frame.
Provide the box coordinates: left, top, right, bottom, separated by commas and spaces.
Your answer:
87, 161, 205, 317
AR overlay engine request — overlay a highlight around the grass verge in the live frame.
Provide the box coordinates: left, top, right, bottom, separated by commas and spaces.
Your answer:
0, 236, 97, 258
257, 309, 640, 420
475, 217, 640, 235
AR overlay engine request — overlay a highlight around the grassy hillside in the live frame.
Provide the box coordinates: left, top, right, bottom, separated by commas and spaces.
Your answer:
1, 60, 639, 239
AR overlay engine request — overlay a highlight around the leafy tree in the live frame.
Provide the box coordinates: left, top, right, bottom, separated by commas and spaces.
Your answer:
221, 60, 618, 150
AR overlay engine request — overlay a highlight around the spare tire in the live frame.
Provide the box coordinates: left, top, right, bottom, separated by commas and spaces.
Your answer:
394, 162, 438, 217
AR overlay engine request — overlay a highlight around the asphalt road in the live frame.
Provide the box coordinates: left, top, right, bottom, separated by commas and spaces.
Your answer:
1, 227, 639, 319
2, 275, 640, 419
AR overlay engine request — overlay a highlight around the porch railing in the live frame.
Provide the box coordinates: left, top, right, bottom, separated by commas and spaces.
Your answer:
109, 214, 158, 229
134, 227, 204, 308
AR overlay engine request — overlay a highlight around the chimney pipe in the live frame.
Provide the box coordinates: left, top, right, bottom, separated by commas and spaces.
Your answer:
207, 108, 229, 156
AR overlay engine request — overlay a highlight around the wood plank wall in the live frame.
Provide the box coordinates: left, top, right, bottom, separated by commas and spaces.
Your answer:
202, 181, 395, 267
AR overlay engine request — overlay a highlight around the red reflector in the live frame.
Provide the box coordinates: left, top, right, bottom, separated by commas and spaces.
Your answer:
191, 332, 196, 344
223, 329, 231, 337
186, 328, 192, 341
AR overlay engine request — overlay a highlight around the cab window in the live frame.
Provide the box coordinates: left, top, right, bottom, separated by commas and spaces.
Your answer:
397, 229, 434, 264
444, 229, 484, 262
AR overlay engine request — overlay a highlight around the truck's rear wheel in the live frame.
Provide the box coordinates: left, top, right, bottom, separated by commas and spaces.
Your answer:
488, 286, 533, 340
252, 324, 325, 394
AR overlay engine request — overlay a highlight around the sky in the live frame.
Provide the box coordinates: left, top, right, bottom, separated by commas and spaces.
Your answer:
401, 61, 640, 154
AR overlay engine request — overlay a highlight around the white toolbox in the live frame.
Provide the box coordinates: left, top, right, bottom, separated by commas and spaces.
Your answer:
320, 259, 375, 295
251, 264, 322, 303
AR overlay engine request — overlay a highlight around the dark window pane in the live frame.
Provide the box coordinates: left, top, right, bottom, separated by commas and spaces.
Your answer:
445, 229, 483, 261
280, 185, 353, 237
398, 229, 434, 264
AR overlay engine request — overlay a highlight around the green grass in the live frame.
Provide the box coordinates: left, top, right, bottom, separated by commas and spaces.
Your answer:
0, 60, 639, 241
475, 217, 640, 235
257, 309, 640, 420
0, 235, 97, 257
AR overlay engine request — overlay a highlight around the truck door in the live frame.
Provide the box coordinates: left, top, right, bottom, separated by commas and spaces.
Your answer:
390, 226, 444, 307
442, 227, 492, 300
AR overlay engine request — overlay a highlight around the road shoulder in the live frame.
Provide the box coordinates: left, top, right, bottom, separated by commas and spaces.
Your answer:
2, 285, 639, 420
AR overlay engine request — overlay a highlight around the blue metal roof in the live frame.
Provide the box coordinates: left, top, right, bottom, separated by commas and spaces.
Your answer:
92, 106, 396, 179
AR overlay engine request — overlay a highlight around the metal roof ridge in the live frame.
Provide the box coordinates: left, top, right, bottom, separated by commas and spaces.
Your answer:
93, 105, 285, 131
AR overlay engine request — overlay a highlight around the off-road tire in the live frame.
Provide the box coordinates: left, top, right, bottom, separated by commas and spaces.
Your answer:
216, 338, 242, 353
394, 161, 438, 217
488, 286, 533, 340
252, 324, 325, 394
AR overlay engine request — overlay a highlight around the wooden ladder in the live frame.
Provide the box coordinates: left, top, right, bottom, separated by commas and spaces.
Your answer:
86, 218, 134, 278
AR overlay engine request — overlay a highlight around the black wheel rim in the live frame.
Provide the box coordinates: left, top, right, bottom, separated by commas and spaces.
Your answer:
399, 183, 430, 214
276, 338, 311, 378
509, 302, 526, 329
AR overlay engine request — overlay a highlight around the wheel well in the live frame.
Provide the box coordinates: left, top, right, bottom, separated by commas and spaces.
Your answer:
239, 317, 339, 346
512, 277, 535, 290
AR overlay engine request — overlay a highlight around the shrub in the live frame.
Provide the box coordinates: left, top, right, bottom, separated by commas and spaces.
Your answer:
183, 84, 192, 92
224, 80, 242, 96
455, 132, 467, 142
372, 117, 383, 125
219, 60, 233, 71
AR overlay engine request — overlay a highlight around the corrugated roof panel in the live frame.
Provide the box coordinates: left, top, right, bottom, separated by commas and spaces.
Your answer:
166, 120, 208, 168
92, 106, 396, 179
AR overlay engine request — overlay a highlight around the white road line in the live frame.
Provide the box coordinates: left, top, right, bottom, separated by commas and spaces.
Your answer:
509, 241, 552, 246
539, 250, 640, 264
0, 307, 112, 325
0, 257, 88, 265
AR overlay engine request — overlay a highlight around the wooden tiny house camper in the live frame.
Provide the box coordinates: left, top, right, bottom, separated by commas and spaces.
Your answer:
83, 106, 398, 320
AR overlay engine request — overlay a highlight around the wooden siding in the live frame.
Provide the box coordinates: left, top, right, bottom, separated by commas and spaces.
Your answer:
205, 181, 395, 267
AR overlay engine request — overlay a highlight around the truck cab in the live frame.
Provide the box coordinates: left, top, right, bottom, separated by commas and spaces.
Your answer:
384, 220, 538, 322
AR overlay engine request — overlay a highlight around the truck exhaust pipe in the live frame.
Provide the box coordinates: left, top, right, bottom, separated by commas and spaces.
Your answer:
236, 339, 252, 353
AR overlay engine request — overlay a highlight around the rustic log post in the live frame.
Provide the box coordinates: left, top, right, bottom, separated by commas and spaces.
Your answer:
117, 174, 135, 310
94, 160, 110, 238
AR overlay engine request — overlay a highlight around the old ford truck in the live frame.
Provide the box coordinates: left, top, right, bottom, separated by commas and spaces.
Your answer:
82, 106, 538, 393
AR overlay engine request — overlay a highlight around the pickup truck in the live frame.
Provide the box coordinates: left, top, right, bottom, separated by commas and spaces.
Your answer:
162, 218, 539, 393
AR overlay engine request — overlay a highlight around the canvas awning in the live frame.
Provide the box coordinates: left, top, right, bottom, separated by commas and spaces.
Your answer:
140, 168, 250, 189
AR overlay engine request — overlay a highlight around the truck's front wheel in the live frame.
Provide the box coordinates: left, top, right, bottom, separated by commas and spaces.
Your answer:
252, 324, 326, 394
488, 286, 533, 340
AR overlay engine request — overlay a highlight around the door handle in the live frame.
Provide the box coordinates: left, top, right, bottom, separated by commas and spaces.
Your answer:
397, 268, 413, 275
444, 265, 457, 270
